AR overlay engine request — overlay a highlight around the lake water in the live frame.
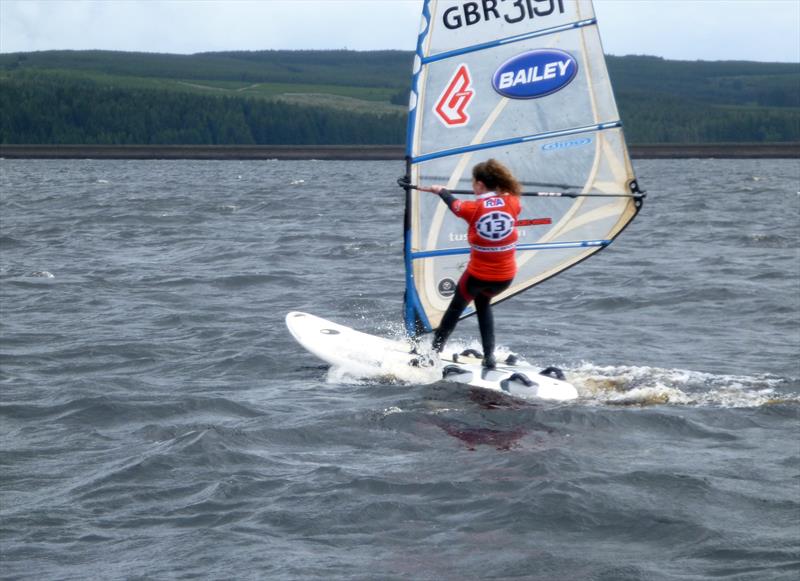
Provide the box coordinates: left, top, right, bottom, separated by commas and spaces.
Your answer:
1, 158, 798, 580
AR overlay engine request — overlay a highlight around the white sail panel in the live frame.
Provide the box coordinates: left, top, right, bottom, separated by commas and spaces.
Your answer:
402, 0, 643, 334
427, 0, 594, 55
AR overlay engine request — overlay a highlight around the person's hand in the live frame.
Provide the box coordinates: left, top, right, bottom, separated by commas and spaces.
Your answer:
419, 184, 446, 194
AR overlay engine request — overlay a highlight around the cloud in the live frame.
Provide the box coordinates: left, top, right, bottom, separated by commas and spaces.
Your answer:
1, 0, 798, 62
0, 0, 422, 53
594, 0, 800, 62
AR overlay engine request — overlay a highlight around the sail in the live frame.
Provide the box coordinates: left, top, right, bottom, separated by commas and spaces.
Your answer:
401, 0, 644, 336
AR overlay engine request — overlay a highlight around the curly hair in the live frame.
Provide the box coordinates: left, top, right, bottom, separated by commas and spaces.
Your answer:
472, 158, 522, 196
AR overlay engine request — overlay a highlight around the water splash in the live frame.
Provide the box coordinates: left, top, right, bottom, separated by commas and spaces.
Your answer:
570, 363, 798, 408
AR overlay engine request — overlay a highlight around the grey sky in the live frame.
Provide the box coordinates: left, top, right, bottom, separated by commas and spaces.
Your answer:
1, 0, 798, 62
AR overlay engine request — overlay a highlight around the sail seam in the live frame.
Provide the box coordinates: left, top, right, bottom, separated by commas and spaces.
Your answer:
422, 18, 598, 65
411, 121, 621, 164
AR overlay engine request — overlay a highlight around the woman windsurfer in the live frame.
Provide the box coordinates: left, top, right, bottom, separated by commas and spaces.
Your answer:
418, 158, 522, 369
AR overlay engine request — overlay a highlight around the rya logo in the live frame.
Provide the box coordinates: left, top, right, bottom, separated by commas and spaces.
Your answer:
434, 64, 474, 127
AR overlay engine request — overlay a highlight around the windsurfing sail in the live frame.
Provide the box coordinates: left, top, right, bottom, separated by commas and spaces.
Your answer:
400, 0, 644, 336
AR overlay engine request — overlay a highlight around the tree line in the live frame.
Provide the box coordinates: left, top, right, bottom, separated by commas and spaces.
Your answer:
1, 54, 798, 145
0, 73, 405, 145
0, 50, 410, 89
616, 91, 799, 143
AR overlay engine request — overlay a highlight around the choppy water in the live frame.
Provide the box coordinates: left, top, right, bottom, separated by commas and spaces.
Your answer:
1, 158, 798, 580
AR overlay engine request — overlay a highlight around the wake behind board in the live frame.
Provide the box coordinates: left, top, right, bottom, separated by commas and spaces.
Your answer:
286, 312, 578, 402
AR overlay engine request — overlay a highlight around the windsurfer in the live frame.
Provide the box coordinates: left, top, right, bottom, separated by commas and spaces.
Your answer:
418, 159, 522, 369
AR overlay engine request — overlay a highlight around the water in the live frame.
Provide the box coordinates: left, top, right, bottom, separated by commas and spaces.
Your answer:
1, 158, 798, 580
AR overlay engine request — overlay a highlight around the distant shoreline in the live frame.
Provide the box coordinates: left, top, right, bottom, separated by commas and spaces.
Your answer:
1, 143, 798, 160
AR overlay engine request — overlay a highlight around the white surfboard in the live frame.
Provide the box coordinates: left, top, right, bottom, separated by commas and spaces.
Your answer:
286, 311, 578, 402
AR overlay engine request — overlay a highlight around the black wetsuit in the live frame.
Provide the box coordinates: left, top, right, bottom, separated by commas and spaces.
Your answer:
431, 272, 511, 357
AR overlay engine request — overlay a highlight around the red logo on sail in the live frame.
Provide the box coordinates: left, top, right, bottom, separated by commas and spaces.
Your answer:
434, 64, 474, 127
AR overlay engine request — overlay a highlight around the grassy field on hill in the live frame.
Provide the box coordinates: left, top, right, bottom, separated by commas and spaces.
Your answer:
1, 50, 798, 145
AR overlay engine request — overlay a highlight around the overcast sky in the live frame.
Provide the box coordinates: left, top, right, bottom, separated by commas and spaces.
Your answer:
1, 0, 798, 63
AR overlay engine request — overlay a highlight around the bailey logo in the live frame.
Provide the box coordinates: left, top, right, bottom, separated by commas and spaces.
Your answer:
492, 49, 578, 99
434, 64, 474, 127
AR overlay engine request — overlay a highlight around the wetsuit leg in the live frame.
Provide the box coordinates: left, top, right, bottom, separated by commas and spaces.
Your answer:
431, 273, 473, 353
464, 277, 512, 362
433, 274, 512, 355
474, 292, 495, 359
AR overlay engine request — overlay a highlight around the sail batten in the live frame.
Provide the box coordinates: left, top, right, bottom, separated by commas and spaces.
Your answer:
411, 121, 622, 163
423, 18, 599, 64
411, 239, 610, 260
402, 0, 644, 336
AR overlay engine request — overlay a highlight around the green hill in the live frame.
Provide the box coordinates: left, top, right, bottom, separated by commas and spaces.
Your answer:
1, 50, 798, 145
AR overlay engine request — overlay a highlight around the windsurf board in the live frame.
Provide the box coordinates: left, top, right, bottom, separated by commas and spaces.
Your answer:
286, 311, 578, 402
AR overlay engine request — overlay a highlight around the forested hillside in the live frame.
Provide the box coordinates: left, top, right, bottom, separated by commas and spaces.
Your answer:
1, 50, 798, 145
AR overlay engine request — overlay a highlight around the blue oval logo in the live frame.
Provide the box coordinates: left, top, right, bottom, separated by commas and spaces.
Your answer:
492, 49, 578, 99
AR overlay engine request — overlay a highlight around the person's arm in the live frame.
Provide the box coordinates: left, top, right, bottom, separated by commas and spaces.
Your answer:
418, 184, 459, 211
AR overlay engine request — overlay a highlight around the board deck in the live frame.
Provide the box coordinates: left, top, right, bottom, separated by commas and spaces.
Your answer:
286, 311, 578, 402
